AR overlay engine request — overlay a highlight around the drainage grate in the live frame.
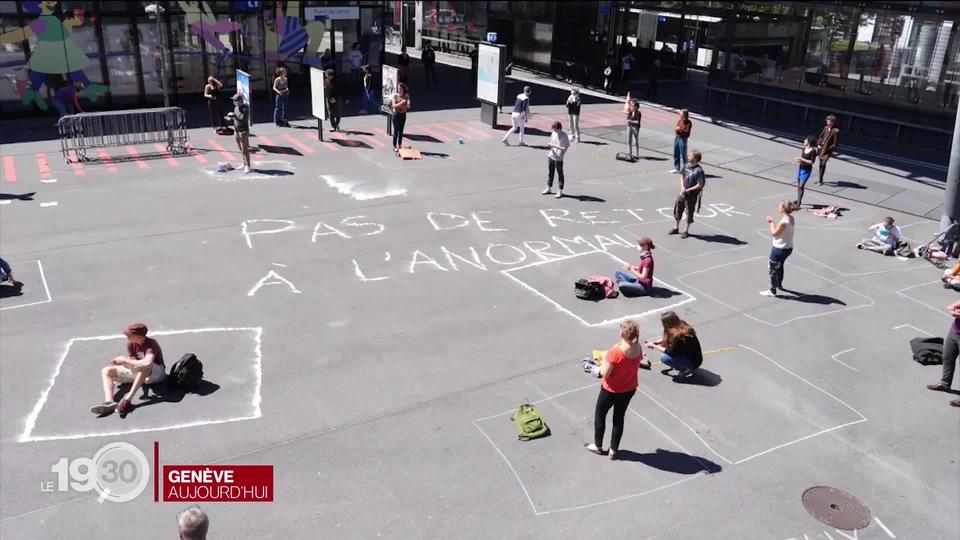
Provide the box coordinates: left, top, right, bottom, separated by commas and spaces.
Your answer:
802, 486, 872, 531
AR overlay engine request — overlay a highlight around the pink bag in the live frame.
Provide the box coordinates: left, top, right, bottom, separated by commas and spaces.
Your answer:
586, 276, 619, 299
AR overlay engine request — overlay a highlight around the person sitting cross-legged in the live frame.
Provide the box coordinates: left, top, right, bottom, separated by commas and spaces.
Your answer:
644, 311, 703, 378
91, 322, 166, 416
614, 237, 655, 296
857, 217, 901, 255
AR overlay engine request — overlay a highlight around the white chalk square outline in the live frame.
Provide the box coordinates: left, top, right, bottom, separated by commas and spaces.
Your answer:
0, 259, 52, 311
501, 250, 696, 327
473, 383, 713, 516
676, 255, 875, 327
19, 327, 263, 443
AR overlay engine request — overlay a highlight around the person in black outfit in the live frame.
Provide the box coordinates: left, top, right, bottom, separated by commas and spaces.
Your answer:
398, 46, 411, 83
422, 42, 437, 86
203, 76, 224, 133
390, 82, 411, 154
793, 135, 817, 207
324, 69, 341, 132
644, 311, 703, 378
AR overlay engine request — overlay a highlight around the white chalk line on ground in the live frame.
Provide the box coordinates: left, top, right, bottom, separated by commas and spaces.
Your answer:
635, 386, 733, 465
829, 347, 860, 373
892, 323, 934, 337
873, 517, 897, 538
19, 326, 263, 443
500, 250, 696, 327
895, 279, 948, 317
472, 383, 708, 516
676, 255, 875, 327
628, 407, 714, 474
0, 259, 52, 311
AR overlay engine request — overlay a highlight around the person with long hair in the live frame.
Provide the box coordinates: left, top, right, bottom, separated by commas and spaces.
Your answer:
644, 311, 703, 378
763, 200, 797, 296
203, 76, 224, 133
793, 135, 817, 207
391, 82, 411, 154
584, 320, 644, 460
816, 114, 839, 185
272, 66, 289, 126
614, 237, 655, 296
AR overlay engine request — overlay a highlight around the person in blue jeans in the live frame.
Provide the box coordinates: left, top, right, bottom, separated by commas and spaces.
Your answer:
763, 200, 797, 297
614, 237, 655, 296
272, 67, 289, 126
644, 311, 703, 378
672, 109, 692, 174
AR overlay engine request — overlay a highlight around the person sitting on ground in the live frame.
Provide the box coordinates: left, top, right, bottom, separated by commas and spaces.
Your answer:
0, 257, 19, 286
177, 504, 209, 540
943, 261, 960, 290
857, 216, 901, 255
613, 237, 655, 296
91, 322, 166, 416
644, 311, 703, 378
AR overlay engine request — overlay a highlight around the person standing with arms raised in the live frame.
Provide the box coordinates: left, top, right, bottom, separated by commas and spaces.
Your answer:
502, 86, 531, 146
671, 109, 692, 174
203, 76, 224, 133
816, 114, 839, 186
762, 201, 797, 297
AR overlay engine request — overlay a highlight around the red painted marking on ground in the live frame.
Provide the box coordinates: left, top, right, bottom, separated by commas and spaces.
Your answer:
3, 156, 16, 182
411, 125, 450, 143
305, 131, 342, 151
190, 149, 209, 164
153, 144, 180, 167
281, 133, 316, 154
329, 131, 369, 149
69, 160, 85, 176
94, 148, 119, 172
257, 135, 278, 147
355, 131, 387, 148
371, 127, 390, 140
125, 146, 150, 169
35, 153, 52, 178
206, 139, 235, 162
447, 121, 491, 139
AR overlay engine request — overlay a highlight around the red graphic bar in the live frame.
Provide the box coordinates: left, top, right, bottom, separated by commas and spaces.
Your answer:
94, 148, 118, 172
153, 144, 179, 167
69, 159, 85, 176
154, 441, 159, 503
35, 153, 52, 178
163, 465, 273, 502
447, 121, 491, 139
305, 131, 341, 151
2, 155, 15, 183
125, 146, 150, 169
206, 139, 235, 162
282, 133, 315, 154
411, 125, 450, 143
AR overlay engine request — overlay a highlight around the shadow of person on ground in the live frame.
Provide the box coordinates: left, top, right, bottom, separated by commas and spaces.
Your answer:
404, 133, 442, 143
102, 380, 221, 416
664, 367, 722, 386
831, 180, 866, 189
0, 192, 36, 201
561, 194, 606, 202
776, 289, 847, 305
577, 140, 608, 146
252, 168, 295, 176
420, 151, 450, 158
612, 448, 723, 474
257, 144, 303, 156
689, 233, 747, 245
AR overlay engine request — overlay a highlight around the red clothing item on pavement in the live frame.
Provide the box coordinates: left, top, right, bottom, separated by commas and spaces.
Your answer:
602, 345, 643, 394
128, 337, 165, 367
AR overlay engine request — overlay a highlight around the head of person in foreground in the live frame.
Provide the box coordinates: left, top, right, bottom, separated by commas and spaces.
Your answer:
177, 505, 209, 540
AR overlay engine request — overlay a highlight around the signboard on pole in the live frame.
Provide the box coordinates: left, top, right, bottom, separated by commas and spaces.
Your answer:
305, 6, 359, 20
381, 65, 398, 113
476, 43, 504, 106
236, 69, 251, 121
310, 67, 327, 120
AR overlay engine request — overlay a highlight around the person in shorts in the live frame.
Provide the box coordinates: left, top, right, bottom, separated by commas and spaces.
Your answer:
669, 149, 705, 239
91, 322, 166, 416
225, 93, 251, 173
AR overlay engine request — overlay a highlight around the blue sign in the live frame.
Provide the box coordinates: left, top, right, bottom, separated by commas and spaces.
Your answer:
486, 32, 498, 43
658, 16, 666, 22
233, 1, 261, 12
600, 5, 612, 16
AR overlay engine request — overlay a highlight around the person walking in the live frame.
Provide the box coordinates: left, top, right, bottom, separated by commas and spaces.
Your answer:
225, 93, 251, 173
566, 88, 581, 142
324, 69, 341, 132
203, 76, 224, 133
614, 237, 655, 296
793, 135, 817, 206
669, 149, 705, 238
348, 43, 363, 85
626, 100, 642, 158
422, 42, 438, 86
644, 311, 703, 378
619, 50, 635, 93
390, 82, 411, 155
584, 320, 644, 460
397, 46, 411, 83
602, 57, 614, 94
502, 86, 531, 146
671, 109, 692, 173
926, 299, 960, 408
542, 121, 570, 198
272, 67, 289, 127
816, 114, 839, 185
359, 65, 375, 114
763, 200, 798, 296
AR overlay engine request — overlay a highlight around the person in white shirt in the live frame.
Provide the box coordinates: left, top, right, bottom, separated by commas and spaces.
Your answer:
542, 121, 570, 198
502, 86, 531, 146
858, 216, 902, 255
763, 200, 797, 297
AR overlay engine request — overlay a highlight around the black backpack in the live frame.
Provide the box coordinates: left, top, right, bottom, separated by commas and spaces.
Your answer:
575, 279, 604, 301
169, 353, 204, 389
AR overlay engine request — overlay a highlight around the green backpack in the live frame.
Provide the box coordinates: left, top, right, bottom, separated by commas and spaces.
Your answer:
511, 403, 550, 441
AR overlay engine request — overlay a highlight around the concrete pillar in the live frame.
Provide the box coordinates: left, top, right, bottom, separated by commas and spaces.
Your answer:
943, 101, 960, 232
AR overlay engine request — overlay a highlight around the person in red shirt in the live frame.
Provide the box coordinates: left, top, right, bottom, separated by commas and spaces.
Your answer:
614, 237, 655, 296
91, 322, 166, 416
672, 109, 692, 174
584, 320, 644, 459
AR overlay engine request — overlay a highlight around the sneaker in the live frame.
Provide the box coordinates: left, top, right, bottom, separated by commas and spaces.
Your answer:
927, 383, 951, 393
681, 231, 689, 239
639, 360, 652, 371
669, 168, 679, 173
951, 399, 960, 408
677, 368, 694, 378
856, 243, 864, 249
502, 139, 509, 146
668, 228, 679, 235
760, 289, 776, 297
555, 190, 563, 198
542, 187, 552, 195
90, 401, 118, 415
116, 398, 132, 415
243, 165, 251, 173
518, 141, 527, 147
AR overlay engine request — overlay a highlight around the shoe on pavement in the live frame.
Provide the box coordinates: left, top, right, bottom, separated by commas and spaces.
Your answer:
501, 139, 509, 146
669, 168, 679, 173
243, 165, 251, 173
760, 289, 776, 297
681, 231, 689, 239
668, 228, 679, 235
542, 187, 552, 195
116, 398, 132, 415
951, 399, 960, 407
556, 190, 563, 198
91, 401, 118, 415
856, 243, 864, 249
927, 383, 951, 392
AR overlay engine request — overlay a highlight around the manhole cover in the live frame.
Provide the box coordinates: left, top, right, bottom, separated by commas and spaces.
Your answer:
802, 486, 872, 530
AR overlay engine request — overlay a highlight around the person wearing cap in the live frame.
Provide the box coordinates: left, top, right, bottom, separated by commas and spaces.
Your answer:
614, 238, 655, 296
225, 93, 251, 173
502, 86, 531, 146
91, 323, 166, 416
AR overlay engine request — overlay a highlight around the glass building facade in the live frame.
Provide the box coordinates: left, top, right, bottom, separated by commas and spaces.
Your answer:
0, 1, 387, 116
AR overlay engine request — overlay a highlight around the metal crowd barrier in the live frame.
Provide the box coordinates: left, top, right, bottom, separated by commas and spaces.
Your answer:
58, 107, 189, 164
